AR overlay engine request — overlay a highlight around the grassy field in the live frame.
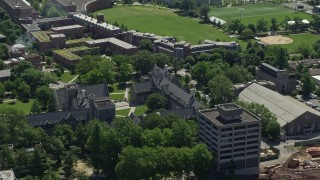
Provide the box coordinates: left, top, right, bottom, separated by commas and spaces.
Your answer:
209, 3, 312, 25
32, 31, 50, 42
134, 105, 148, 116
59, 72, 77, 83
54, 46, 92, 60
0, 99, 35, 115
281, 33, 320, 53
116, 108, 130, 116
94, 6, 233, 44
108, 83, 126, 93
110, 93, 125, 101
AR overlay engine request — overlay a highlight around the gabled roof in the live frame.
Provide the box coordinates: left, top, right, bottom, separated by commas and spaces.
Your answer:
28, 109, 88, 126
157, 77, 203, 109
79, 83, 109, 97
159, 107, 196, 119
239, 83, 320, 127
132, 81, 153, 93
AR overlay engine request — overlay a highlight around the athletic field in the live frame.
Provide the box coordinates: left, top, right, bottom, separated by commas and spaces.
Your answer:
94, 6, 234, 44
209, 3, 312, 25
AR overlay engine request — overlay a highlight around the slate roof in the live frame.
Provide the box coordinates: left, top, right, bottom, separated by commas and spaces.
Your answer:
159, 107, 196, 119
239, 83, 320, 127
132, 81, 153, 93
156, 77, 203, 109
28, 109, 88, 126
55, 83, 110, 110
79, 83, 109, 97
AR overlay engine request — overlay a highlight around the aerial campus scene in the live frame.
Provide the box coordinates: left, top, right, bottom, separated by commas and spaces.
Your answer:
1, 0, 320, 179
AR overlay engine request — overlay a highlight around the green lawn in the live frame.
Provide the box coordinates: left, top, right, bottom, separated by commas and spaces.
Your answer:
108, 83, 126, 93
59, 72, 77, 83
280, 33, 320, 53
54, 46, 93, 60
134, 105, 148, 116
110, 93, 125, 101
116, 108, 130, 116
94, 6, 233, 44
32, 31, 50, 42
209, 3, 312, 25
0, 99, 35, 115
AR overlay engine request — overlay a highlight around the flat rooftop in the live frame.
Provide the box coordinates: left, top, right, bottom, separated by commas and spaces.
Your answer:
51, 24, 83, 31
50, 34, 66, 38
66, 37, 92, 44
53, 0, 76, 6
4, 0, 32, 9
86, 37, 136, 49
72, 13, 121, 31
22, 24, 41, 32
199, 107, 259, 126
0, 69, 11, 78
54, 46, 94, 60
31, 31, 50, 42
35, 17, 72, 24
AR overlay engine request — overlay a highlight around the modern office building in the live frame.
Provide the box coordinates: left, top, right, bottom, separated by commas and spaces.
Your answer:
198, 103, 261, 175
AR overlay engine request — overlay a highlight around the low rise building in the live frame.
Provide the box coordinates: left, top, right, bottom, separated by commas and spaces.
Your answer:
51, 24, 84, 38
22, 24, 41, 36
53, 46, 99, 65
29, 109, 89, 132
31, 31, 66, 51
53, 83, 115, 122
22, 54, 43, 69
0, 0, 39, 22
51, 0, 77, 12
71, 13, 122, 38
85, 37, 138, 55
0, 69, 11, 82
131, 66, 203, 109
35, 17, 74, 28
198, 103, 261, 175
256, 63, 296, 94
239, 83, 320, 136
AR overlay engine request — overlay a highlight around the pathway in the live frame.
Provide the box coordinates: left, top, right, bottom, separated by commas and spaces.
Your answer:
124, 87, 129, 101
128, 106, 136, 116
69, 75, 79, 83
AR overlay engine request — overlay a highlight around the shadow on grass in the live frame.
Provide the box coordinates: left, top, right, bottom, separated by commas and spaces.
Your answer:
108, 83, 126, 93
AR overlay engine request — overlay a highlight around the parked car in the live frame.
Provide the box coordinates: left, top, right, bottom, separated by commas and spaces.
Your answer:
308, 94, 317, 99
306, 102, 314, 107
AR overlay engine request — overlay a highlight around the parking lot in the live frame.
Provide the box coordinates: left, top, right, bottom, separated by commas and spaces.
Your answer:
298, 95, 320, 111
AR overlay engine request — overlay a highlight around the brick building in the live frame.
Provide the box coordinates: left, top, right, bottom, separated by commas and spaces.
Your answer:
198, 103, 261, 175
32, 31, 66, 51
256, 63, 296, 94
0, 0, 39, 22
53, 46, 99, 65
51, 24, 84, 38
35, 17, 74, 28
85, 37, 138, 55
51, 0, 77, 12
240, 83, 320, 137
71, 13, 122, 38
